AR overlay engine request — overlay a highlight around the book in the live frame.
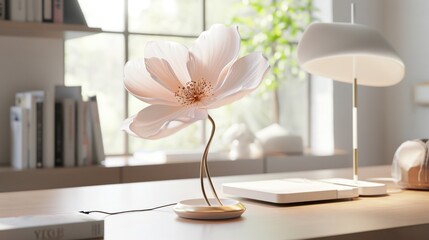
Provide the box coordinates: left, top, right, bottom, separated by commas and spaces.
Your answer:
0, 0, 5, 20
16, 90, 55, 169
89, 96, 105, 165
62, 99, 76, 167
0, 213, 104, 240
10, 0, 26, 22
55, 86, 84, 167
34, 90, 55, 169
26, 0, 34, 21
54, 102, 63, 167
15, 93, 37, 169
55, 98, 77, 167
4, 0, 9, 19
53, 0, 62, 23
82, 101, 93, 165
34, 0, 42, 22
10, 106, 29, 170
42, 87, 55, 169
42, 0, 52, 22
36, 101, 43, 168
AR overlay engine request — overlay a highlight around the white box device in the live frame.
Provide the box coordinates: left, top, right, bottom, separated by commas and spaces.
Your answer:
222, 178, 359, 204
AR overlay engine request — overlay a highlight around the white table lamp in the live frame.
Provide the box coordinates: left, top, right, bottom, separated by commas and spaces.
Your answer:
297, 4, 405, 195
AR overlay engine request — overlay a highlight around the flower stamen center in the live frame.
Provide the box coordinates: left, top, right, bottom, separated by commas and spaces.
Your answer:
175, 78, 213, 106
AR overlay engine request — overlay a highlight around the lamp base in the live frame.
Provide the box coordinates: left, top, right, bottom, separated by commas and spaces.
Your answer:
320, 178, 387, 196
173, 198, 245, 220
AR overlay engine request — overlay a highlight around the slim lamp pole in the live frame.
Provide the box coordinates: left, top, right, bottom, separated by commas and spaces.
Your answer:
351, 3, 359, 183
353, 77, 358, 182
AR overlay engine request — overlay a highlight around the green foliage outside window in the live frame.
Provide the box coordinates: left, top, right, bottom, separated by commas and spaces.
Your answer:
230, 0, 315, 122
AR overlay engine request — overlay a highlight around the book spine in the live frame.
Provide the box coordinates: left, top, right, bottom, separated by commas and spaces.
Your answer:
53, 0, 62, 23
54, 102, 63, 167
10, 106, 28, 169
43, 87, 55, 168
81, 101, 92, 165
86, 101, 94, 165
76, 99, 84, 166
4, 0, 9, 20
89, 97, 105, 164
0, 221, 103, 240
36, 102, 43, 168
15, 93, 37, 169
42, 0, 52, 22
0, 0, 5, 20
34, 0, 42, 22
54, 85, 84, 166
26, 0, 34, 21
63, 99, 75, 167
10, 0, 26, 22
22, 108, 30, 169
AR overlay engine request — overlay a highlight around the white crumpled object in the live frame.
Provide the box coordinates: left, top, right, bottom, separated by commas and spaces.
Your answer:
222, 123, 262, 160
255, 124, 303, 154
392, 139, 429, 189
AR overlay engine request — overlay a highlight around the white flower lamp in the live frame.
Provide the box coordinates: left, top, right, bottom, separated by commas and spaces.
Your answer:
122, 24, 270, 219
297, 4, 405, 195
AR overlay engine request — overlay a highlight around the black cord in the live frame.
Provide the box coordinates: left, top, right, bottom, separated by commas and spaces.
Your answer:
79, 203, 177, 216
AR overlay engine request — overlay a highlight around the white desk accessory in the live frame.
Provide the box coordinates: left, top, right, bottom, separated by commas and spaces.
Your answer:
223, 178, 359, 204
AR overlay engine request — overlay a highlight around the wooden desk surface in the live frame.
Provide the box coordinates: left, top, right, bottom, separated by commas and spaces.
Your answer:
0, 165, 428, 240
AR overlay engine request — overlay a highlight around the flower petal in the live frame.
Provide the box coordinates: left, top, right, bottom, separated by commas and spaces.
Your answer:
186, 51, 204, 85
207, 52, 270, 109
124, 59, 179, 106
145, 41, 191, 85
145, 57, 183, 93
205, 89, 254, 109
188, 24, 240, 87
122, 105, 208, 140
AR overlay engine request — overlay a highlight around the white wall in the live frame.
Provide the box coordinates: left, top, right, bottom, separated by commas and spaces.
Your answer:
331, 0, 429, 167
383, 0, 429, 162
0, 36, 63, 165
332, 0, 388, 167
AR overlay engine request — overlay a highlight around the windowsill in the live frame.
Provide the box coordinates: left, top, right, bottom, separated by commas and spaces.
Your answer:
0, 149, 348, 169
264, 148, 348, 157
104, 150, 263, 167
103, 148, 348, 168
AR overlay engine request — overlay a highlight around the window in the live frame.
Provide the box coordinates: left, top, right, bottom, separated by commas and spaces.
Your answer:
65, 0, 311, 156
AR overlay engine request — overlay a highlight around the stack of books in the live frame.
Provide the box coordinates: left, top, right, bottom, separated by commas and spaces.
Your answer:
0, 0, 86, 25
10, 85, 105, 169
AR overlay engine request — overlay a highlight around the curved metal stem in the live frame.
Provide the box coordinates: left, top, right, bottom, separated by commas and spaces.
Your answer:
200, 149, 210, 206
204, 115, 222, 206
199, 115, 222, 206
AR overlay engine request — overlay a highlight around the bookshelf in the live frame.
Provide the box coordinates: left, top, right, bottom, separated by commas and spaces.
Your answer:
0, 20, 100, 168
0, 21, 101, 39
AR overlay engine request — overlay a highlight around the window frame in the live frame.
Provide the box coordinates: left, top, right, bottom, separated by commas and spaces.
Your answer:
70, 0, 315, 157
121, 0, 208, 155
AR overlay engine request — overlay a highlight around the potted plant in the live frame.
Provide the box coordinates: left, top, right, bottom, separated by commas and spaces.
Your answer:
230, 0, 315, 153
